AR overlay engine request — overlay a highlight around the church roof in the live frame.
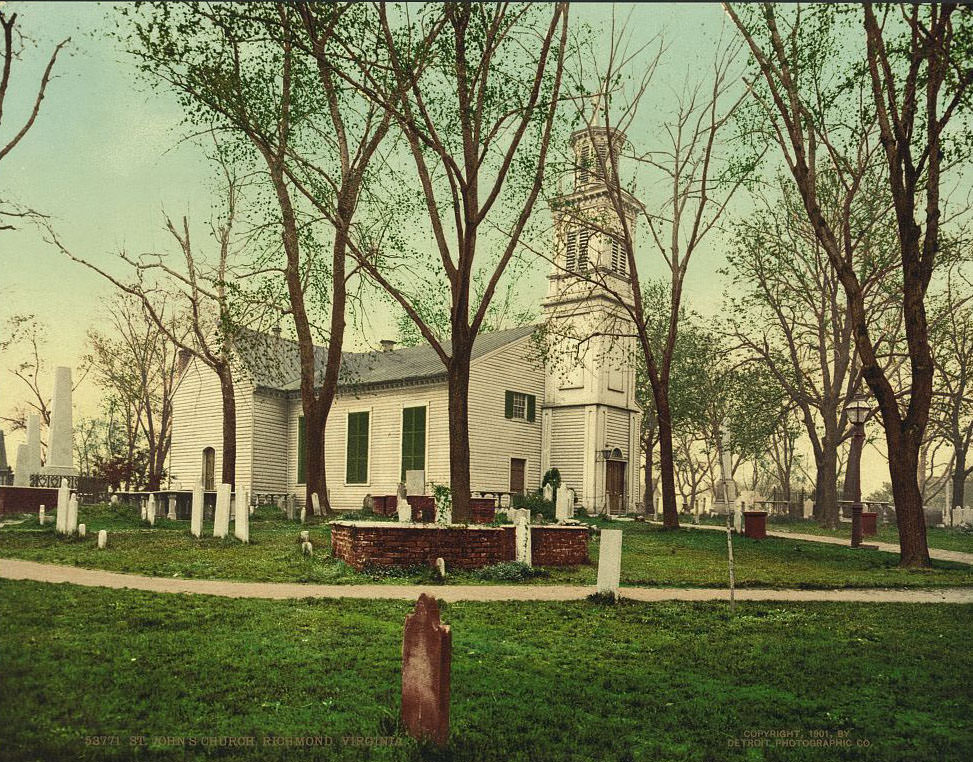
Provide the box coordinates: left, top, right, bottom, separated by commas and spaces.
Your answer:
233, 323, 537, 393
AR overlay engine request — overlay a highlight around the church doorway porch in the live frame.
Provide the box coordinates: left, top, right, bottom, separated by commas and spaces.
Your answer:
606, 459, 626, 515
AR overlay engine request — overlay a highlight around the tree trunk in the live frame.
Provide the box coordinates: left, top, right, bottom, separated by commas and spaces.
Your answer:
643, 438, 654, 518
815, 445, 840, 529
655, 390, 680, 529
952, 445, 967, 509
886, 426, 931, 567
216, 364, 236, 487
304, 402, 325, 515
447, 346, 473, 523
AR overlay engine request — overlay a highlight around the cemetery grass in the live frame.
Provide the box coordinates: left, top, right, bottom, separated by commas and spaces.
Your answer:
0, 505, 971, 589
1, 579, 971, 762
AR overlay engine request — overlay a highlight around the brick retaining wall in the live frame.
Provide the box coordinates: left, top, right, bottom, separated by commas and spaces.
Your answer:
330, 521, 589, 570
0, 486, 58, 515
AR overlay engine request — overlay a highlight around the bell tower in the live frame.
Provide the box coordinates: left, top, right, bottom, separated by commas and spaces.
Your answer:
539, 124, 643, 515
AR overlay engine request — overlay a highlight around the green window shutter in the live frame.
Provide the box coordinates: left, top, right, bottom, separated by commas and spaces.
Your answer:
401, 406, 427, 481
526, 394, 536, 422
504, 390, 513, 419
297, 416, 306, 484
346, 411, 369, 484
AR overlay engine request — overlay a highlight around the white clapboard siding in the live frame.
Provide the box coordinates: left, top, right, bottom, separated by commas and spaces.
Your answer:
287, 383, 450, 509
605, 407, 630, 458
168, 358, 254, 491
251, 391, 288, 493
468, 334, 545, 493
549, 406, 586, 493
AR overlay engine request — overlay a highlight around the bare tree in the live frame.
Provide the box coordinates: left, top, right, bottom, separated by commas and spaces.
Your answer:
0, 10, 69, 229
86, 294, 185, 490
48, 170, 251, 488
544, 15, 749, 528
726, 3, 973, 566
335, 3, 569, 520
724, 173, 902, 527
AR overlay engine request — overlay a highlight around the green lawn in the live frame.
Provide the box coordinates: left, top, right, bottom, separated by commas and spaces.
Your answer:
0, 579, 970, 761
1, 504, 971, 589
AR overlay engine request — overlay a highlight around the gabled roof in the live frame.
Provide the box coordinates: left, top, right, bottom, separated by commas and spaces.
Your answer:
232, 324, 537, 393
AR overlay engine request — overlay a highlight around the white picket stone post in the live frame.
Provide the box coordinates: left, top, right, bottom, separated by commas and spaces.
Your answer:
213, 483, 231, 538
234, 491, 250, 543
514, 510, 532, 565
55, 479, 70, 534
97, 529, 107, 549
191, 480, 204, 538
596, 529, 623, 597
67, 494, 79, 536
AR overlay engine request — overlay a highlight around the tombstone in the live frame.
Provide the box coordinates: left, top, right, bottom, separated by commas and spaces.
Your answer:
213, 483, 231, 539
300, 530, 309, 543
25, 413, 42, 477
147, 494, 157, 526
97, 529, 108, 549
435, 557, 446, 579
555, 486, 574, 521
499, 493, 511, 509
166, 495, 177, 521
733, 503, 743, 534
110, 493, 119, 505
234, 492, 250, 543
43, 367, 79, 477
401, 594, 451, 747
140, 498, 147, 522
248, 488, 254, 516
397, 482, 411, 523
190, 480, 204, 538
67, 494, 79, 536
543, 483, 554, 502
514, 510, 532, 565
363, 494, 374, 512
77, 523, 86, 538
55, 479, 69, 534
301, 540, 313, 556
300, 506, 307, 524
38, 505, 45, 525
285, 495, 296, 521
310, 492, 321, 518
13, 444, 29, 487
405, 470, 425, 497
596, 529, 623, 597
0, 430, 12, 485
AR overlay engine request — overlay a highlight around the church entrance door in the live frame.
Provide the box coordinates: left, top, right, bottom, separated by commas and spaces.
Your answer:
606, 460, 626, 515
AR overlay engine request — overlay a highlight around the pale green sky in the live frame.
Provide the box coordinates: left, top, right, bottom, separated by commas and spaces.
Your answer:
1, 2, 899, 493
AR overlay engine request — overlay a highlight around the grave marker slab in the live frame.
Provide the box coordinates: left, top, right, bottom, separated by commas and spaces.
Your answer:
405, 470, 425, 497
401, 594, 451, 747
596, 529, 623, 597
191, 480, 204, 538
213, 483, 231, 538
97, 530, 107, 549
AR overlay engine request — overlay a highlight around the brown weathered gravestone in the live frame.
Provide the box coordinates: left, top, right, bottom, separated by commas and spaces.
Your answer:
402, 594, 451, 747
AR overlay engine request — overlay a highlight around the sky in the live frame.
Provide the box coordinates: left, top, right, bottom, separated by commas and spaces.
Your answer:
0, 2, 897, 494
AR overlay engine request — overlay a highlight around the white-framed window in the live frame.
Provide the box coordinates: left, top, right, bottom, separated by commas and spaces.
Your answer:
512, 392, 527, 420
504, 390, 537, 422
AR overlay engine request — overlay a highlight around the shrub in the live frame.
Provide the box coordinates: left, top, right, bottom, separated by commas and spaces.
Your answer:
473, 561, 550, 582
512, 491, 555, 521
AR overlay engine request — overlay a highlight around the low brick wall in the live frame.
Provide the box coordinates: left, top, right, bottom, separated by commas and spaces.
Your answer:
531, 526, 590, 566
0, 486, 58, 515
330, 521, 590, 570
406, 496, 435, 522
470, 498, 496, 524
332, 522, 515, 570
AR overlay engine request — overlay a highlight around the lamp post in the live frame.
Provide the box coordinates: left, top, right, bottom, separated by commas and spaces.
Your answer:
842, 395, 870, 548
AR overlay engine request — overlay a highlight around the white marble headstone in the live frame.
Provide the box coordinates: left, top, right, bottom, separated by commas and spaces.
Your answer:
234, 492, 249, 543
597, 529, 623, 597
555, 487, 574, 521
514, 511, 532, 565
213, 483, 231, 538
147, 494, 156, 526
166, 495, 177, 521
55, 479, 69, 533
310, 492, 321, 517
97, 529, 107, 549
77, 523, 86, 538
67, 494, 79, 535
38, 505, 45, 525
191, 480, 204, 538
543, 483, 554, 502
405, 470, 425, 497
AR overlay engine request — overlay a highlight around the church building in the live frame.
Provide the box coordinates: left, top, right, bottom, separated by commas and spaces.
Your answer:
168, 126, 642, 514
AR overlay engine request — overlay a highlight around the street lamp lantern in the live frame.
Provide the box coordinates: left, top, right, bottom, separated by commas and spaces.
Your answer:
845, 394, 870, 425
